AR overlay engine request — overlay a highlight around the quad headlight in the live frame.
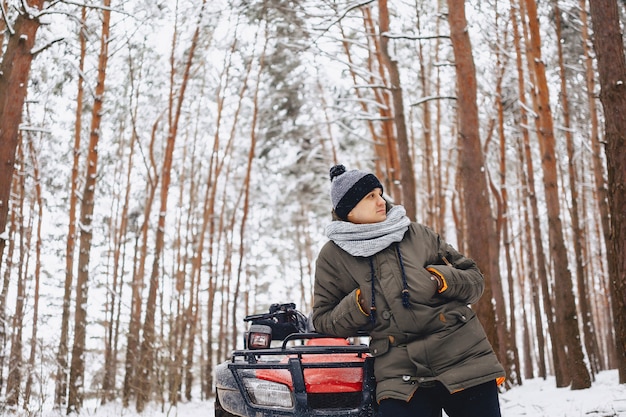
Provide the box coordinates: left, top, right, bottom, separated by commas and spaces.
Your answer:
246, 324, 272, 349
243, 378, 293, 408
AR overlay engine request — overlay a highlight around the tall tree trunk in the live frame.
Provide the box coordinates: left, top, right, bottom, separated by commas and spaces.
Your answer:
231, 28, 267, 352
176, 142, 197, 403
520, 0, 569, 383
165, 132, 188, 403
167, 135, 198, 405
516, 136, 546, 379
183, 270, 200, 401
378, 0, 416, 220
122, 117, 159, 406
433, 0, 448, 236
199, 28, 244, 397
337, 17, 397, 199
218, 198, 236, 361
413, 6, 437, 228
5, 145, 25, 406
102, 123, 136, 404
580, 1, 615, 367
587, 0, 626, 384
55, 5, 87, 408
446, 0, 502, 360
359, 8, 402, 201
0, 185, 17, 393
494, 8, 522, 387
200, 26, 249, 390
553, 0, 601, 376
524, 0, 591, 389
511, 0, 551, 379
67, 1, 111, 411
579, 0, 612, 291
0, 0, 46, 269
135, 2, 205, 410
23, 133, 42, 406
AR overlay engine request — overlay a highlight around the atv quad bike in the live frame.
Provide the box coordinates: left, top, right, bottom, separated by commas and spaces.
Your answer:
215, 303, 376, 417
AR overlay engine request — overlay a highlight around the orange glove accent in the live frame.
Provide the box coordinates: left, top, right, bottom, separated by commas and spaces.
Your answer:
426, 267, 448, 293
356, 289, 369, 316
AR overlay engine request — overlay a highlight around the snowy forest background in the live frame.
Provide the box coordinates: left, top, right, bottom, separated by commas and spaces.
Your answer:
0, 0, 625, 415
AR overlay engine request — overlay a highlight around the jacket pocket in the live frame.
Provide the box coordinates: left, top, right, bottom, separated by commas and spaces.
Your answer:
448, 305, 475, 324
369, 337, 390, 357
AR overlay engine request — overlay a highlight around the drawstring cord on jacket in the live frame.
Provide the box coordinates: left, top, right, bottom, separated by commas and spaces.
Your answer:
368, 257, 377, 324
367, 244, 411, 324
395, 244, 411, 308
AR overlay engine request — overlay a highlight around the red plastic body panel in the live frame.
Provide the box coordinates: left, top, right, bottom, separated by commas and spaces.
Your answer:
255, 338, 366, 393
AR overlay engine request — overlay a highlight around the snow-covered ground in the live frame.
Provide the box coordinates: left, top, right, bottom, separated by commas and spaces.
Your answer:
36, 370, 626, 417
499, 370, 626, 416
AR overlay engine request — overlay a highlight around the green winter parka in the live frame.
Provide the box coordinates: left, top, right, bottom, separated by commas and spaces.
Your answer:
312, 222, 505, 403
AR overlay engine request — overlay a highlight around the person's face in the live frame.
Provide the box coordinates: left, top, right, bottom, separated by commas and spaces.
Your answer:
346, 188, 386, 224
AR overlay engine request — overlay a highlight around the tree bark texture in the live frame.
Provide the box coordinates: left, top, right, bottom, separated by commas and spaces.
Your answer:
0, 186, 17, 394
513, 0, 559, 381
523, 0, 591, 389
446, 0, 502, 357
5, 150, 25, 406
494, 5, 523, 386
67, 1, 111, 412
587, 0, 626, 384
378, 0, 417, 221
553, 1, 601, 374
360, 8, 403, 203
0, 0, 46, 263
55, 5, 87, 407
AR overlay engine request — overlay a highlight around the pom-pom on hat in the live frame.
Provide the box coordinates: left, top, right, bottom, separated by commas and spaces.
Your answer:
330, 164, 383, 221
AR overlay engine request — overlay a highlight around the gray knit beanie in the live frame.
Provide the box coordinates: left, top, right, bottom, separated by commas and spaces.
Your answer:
329, 164, 383, 221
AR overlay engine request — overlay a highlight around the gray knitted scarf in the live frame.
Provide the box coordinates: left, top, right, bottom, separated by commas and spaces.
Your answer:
325, 205, 411, 257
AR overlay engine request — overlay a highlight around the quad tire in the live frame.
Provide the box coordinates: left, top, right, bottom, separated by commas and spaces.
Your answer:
214, 393, 238, 417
